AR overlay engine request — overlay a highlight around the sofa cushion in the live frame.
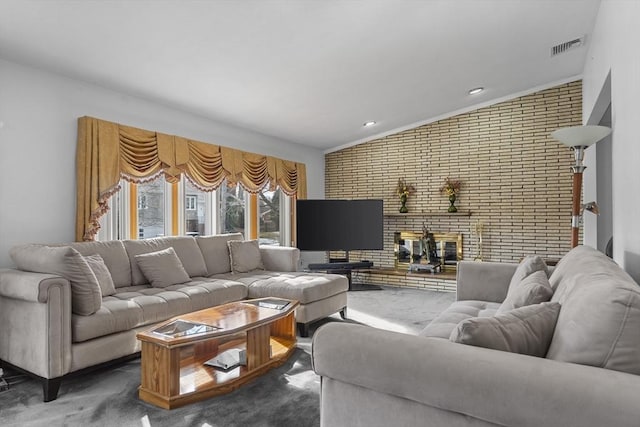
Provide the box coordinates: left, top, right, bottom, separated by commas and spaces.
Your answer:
10, 244, 102, 316
496, 270, 553, 315
213, 271, 348, 304
419, 300, 501, 338
84, 254, 117, 297
260, 246, 300, 272
547, 245, 640, 374
450, 302, 561, 357
134, 247, 191, 288
196, 233, 243, 275
68, 240, 132, 288
228, 239, 264, 273
123, 236, 208, 285
71, 278, 248, 342
509, 255, 548, 290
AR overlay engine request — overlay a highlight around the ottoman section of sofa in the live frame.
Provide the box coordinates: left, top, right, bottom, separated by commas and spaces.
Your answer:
227, 271, 348, 304
214, 271, 349, 336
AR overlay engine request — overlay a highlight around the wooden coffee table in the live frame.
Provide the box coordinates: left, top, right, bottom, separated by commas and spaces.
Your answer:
136, 298, 299, 409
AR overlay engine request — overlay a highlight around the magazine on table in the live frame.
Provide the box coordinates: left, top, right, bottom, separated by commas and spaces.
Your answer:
204, 349, 246, 370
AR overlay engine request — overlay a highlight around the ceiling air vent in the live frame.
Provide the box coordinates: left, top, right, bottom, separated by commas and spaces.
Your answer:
551, 37, 584, 56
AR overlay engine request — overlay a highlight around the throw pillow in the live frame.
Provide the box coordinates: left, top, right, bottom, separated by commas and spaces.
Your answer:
195, 233, 244, 274
134, 247, 191, 288
450, 302, 561, 357
227, 240, 265, 273
10, 244, 102, 316
84, 254, 117, 297
496, 270, 553, 315
509, 255, 548, 291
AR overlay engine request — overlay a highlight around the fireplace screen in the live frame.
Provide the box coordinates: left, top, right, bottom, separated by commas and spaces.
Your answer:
394, 231, 463, 270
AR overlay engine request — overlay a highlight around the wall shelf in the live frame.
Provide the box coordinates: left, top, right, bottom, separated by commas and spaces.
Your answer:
384, 211, 472, 217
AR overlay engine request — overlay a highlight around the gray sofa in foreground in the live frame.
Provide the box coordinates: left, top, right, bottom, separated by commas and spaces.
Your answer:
0, 234, 348, 401
312, 246, 640, 427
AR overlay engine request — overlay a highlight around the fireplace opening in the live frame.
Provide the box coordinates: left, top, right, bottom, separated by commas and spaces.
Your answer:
394, 231, 463, 271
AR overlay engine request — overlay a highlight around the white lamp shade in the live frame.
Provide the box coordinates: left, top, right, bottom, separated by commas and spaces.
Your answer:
551, 125, 611, 148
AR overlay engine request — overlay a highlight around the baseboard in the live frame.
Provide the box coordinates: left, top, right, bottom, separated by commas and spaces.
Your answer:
349, 283, 383, 291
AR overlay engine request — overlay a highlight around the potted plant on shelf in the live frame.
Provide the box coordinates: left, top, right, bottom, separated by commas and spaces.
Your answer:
439, 178, 461, 212
395, 178, 416, 213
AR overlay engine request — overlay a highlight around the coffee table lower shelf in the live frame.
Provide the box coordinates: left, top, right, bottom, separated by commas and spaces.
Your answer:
139, 336, 295, 409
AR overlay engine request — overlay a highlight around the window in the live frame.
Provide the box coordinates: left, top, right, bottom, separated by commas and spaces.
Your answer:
137, 194, 147, 210
97, 178, 291, 243
137, 178, 166, 239
258, 188, 282, 246
184, 181, 207, 236
185, 195, 197, 211
219, 183, 247, 235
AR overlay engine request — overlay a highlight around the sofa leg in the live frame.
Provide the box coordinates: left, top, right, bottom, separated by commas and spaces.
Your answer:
297, 322, 310, 338
339, 307, 347, 319
43, 377, 62, 402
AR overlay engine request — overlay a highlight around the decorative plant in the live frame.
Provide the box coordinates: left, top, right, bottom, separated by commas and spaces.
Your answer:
395, 178, 416, 213
439, 178, 461, 196
440, 178, 461, 213
396, 178, 416, 198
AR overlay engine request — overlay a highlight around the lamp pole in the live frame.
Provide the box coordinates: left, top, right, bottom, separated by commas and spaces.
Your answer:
569, 146, 587, 248
551, 125, 611, 248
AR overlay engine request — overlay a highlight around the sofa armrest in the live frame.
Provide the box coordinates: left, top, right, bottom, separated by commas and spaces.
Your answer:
260, 246, 300, 272
456, 260, 516, 303
0, 268, 69, 303
312, 322, 640, 427
0, 268, 72, 379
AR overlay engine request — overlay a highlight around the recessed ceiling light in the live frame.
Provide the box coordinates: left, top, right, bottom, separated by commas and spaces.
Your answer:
469, 87, 484, 95
363, 121, 376, 127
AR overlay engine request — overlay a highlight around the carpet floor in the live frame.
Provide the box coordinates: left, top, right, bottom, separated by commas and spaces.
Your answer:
0, 286, 455, 427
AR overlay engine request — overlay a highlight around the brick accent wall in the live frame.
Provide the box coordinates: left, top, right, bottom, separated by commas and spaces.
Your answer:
325, 81, 582, 269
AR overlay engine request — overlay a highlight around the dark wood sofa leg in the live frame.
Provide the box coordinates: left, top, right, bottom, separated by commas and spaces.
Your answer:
297, 322, 310, 338
339, 307, 347, 319
43, 377, 62, 402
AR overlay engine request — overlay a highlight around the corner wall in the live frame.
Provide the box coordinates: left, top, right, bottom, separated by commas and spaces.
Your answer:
0, 58, 325, 268
582, 1, 640, 282
325, 82, 582, 267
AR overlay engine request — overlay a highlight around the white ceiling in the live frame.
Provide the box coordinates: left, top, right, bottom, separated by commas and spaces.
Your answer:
0, 0, 601, 152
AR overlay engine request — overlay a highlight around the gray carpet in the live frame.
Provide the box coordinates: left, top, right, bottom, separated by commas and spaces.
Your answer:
0, 287, 455, 427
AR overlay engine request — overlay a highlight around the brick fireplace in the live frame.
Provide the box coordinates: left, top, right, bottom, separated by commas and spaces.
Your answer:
325, 81, 583, 270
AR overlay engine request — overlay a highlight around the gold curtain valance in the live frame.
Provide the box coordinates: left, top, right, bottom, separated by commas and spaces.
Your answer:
76, 116, 307, 241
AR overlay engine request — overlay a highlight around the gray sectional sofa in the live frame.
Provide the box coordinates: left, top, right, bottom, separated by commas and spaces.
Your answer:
313, 245, 640, 427
0, 233, 348, 401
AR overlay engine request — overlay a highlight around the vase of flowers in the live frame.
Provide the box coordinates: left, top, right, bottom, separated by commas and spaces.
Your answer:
439, 178, 461, 213
396, 178, 416, 213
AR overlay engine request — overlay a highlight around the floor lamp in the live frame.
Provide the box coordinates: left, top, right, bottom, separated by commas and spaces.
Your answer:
551, 125, 611, 248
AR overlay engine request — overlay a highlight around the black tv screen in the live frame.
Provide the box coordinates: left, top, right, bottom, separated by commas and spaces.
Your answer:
296, 199, 384, 251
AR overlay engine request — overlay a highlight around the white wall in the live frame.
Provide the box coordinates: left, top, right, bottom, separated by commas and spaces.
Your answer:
582, 0, 640, 281
0, 58, 325, 268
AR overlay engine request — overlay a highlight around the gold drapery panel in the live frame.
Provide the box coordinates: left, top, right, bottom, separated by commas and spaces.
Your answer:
76, 116, 307, 241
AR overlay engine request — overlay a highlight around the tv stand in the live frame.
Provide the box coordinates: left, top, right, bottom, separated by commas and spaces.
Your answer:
307, 258, 381, 291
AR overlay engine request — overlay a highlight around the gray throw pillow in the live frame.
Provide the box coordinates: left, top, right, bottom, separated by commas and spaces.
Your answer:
509, 255, 548, 290
196, 233, 244, 275
84, 254, 117, 297
496, 270, 553, 315
10, 244, 102, 316
134, 247, 191, 288
450, 302, 561, 357
227, 239, 265, 273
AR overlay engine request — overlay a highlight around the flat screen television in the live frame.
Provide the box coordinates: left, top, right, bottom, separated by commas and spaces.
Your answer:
296, 199, 384, 252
